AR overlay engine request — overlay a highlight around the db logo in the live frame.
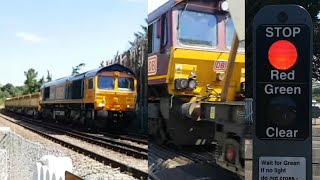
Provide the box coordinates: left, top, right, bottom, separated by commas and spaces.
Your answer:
213, 60, 228, 72
148, 56, 157, 76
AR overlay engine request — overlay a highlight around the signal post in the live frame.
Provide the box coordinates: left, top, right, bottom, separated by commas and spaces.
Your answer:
252, 5, 313, 180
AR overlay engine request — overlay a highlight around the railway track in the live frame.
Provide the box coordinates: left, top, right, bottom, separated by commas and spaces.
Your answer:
99, 131, 148, 145
1, 111, 147, 158
0, 112, 148, 180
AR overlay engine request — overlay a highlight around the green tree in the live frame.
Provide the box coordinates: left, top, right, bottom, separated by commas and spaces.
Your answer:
313, 88, 320, 96
46, 70, 52, 82
99, 61, 105, 68
14, 86, 25, 96
1, 83, 14, 96
24, 68, 41, 94
129, 18, 147, 47
38, 76, 45, 87
72, 63, 86, 75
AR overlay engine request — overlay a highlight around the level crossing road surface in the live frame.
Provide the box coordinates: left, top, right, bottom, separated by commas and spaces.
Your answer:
245, 125, 320, 180
150, 162, 242, 180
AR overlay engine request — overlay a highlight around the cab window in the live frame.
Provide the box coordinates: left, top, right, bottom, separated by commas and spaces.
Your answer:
225, 16, 245, 51
178, 10, 218, 48
148, 21, 160, 53
118, 77, 134, 91
98, 76, 114, 90
148, 13, 169, 54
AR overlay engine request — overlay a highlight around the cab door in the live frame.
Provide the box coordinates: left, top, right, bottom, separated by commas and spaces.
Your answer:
84, 77, 95, 102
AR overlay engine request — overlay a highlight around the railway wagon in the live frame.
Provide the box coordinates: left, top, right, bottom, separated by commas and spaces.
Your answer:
148, 0, 245, 176
40, 63, 138, 129
5, 92, 41, 117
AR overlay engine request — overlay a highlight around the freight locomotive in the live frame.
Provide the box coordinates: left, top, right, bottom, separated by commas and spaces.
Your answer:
148, 0, 245, 176
4, 64, 137, 130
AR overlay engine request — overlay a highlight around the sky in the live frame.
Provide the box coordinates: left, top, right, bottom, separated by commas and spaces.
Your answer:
1, 0, 317, 86
148, 0, 168, 14
0, 0, 147, 86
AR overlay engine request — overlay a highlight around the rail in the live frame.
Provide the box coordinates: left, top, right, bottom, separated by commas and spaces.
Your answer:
0, 113, 148, 180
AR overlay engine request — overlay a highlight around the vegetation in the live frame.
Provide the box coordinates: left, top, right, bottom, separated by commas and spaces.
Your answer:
313, 88, 320, 102
0, 69, 53, 106
100, 18, 147, 68
72, 63, 86, 75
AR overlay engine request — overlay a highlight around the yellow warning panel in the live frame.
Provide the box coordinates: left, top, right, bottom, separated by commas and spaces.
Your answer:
210, 107, 215, 119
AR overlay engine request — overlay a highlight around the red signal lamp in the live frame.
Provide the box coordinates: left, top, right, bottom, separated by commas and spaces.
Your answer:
268, 40, 298, 70
225, 145, 236, 164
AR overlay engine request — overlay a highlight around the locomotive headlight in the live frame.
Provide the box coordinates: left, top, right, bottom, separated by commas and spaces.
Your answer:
216, 73, 225, 81
98, 103, 105, 107
175, 78, 189, 90
181, 79, 189, 88
188, 79, 197, 89
221, 1, 229, 11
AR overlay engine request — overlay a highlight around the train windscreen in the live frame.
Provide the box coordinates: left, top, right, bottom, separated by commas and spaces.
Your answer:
118, 77, 134, 91
178, 10, 217, 48
98, 76, 115, 90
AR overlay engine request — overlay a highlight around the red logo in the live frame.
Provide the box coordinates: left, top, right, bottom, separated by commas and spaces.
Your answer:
213, 60, 228, 72
148, 56, 157, 76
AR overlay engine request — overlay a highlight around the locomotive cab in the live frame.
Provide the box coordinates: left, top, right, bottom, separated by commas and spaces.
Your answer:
92, 71, 137, 111
148, 0, 245, 101
148, 0, 245, 177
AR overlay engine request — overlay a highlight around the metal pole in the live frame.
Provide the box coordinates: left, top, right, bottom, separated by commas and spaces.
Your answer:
143, 40, 148, 134
221, 32, 239, 102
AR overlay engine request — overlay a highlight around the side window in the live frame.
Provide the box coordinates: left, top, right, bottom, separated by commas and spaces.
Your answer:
149, 15, 167, 54
161, 14, 168, 47
152, 20, 160, 52
44, 87, 50, 100
148, 24, 153, 53
88, 78, 93, 89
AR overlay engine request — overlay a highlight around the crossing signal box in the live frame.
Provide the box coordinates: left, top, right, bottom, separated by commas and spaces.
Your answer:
253, 5, 313, 180
256, 25, 310, 140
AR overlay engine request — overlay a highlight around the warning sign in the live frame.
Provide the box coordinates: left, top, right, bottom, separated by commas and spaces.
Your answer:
210, 107, 215, 119
259, 157, 305, 180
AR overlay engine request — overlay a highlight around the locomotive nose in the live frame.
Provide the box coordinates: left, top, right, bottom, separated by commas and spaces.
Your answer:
113, 97, 119, 103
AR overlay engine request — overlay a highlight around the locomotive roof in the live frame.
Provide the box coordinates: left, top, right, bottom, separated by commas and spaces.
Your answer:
148, 0, 223, 23
148, 0, 177, 23
40, 63, 135, 89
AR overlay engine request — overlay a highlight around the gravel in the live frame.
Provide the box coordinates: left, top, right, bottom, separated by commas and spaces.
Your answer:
0, 115, 141, 180
51, 134, 148, 172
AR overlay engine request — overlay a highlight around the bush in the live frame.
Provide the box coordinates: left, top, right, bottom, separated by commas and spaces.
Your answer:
314, 96, 320, 102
